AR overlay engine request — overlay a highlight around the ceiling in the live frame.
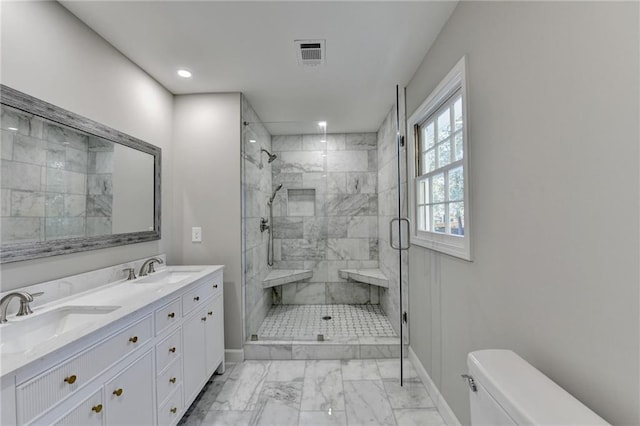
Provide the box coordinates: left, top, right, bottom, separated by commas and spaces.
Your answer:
60, 1, 456, 135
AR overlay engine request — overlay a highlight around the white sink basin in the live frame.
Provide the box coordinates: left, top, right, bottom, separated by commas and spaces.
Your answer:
136, 269, 199, 285
0, 305, 120, 355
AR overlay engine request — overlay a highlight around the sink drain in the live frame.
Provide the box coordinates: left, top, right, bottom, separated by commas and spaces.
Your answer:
322, 315, 332, 320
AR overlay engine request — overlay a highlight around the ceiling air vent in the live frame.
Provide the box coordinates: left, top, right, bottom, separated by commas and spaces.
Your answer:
295, 39, 325, 67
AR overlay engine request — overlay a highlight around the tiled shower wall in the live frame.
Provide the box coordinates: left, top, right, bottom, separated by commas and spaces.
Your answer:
270, 133, 381, 304
377, 102, 409, 337
241, 96, 273, 339
1, 105, 113, 243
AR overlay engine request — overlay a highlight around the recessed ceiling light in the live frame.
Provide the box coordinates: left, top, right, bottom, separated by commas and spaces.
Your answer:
177, 69, 192, 78
318, 121, 327, 128
320, 139, 326, 143
7, 127, 17, 131
249, 139, 257, 143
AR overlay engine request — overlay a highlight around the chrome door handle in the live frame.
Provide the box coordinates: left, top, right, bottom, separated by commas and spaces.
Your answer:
389, 217, 411, 250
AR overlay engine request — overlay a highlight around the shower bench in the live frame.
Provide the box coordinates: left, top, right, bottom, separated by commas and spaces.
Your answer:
262, 269, 313, 288
338, 268, 389, 288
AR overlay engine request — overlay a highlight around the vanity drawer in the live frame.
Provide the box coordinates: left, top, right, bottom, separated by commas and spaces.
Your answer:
181, 281, 210, 316
16, 315, 153, 425
157, 356, 182, 406
156, 327, 182, 373
182, 273, 223, 316
158, 384, 183, 426
155, 298, 181, 335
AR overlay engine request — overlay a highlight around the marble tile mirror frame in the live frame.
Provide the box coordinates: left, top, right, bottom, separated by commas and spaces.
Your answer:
0, 85, 161, 263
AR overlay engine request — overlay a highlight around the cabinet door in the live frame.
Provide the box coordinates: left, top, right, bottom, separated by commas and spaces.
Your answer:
53, 389, 104, 426
205, 295, 224, 376
182, 309, 207, 404
105, 350, 154, 426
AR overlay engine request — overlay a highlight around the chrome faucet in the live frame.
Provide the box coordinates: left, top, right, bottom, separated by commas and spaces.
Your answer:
0, 291, 43, 323
139, 257, 164, 277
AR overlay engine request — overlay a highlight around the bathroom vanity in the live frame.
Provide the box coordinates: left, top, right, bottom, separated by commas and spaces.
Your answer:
0, 264, 224, 426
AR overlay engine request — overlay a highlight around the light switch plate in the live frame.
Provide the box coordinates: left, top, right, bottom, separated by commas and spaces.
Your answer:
191, 227, 202, 243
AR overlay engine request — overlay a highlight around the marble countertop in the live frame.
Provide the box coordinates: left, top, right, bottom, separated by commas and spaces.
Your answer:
0, 264, 224, 379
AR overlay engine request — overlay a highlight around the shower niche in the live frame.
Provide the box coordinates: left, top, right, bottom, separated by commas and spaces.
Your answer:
287, 188, 316, 216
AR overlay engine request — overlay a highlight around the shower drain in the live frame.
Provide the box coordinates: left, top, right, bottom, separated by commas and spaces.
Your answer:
322, 315, 332, 320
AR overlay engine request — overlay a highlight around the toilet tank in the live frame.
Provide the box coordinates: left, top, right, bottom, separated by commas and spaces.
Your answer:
467, 350, 610, 425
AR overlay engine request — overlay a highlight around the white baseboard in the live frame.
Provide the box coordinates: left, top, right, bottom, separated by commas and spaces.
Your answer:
409, 346, 461, 426
225, 349, 244, 363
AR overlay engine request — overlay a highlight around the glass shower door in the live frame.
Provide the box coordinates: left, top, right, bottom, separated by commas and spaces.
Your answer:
390, 85, 410, 385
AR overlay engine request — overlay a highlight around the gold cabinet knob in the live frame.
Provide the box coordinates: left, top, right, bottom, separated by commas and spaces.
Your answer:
201, 317, 207, 322
167, 312, 175, 318
169, 377, 176, 384
64, 375, 77, 384
170, 407, 177, 414
213, 284, 218, 288
169, 347, 176, 353
193, 296, 200, 301
112, 388, 123, 397
129, 336, 138, 343
92, 404, 103, 413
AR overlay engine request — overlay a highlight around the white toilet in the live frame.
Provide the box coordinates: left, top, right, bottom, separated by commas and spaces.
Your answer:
465, 350, 610, 425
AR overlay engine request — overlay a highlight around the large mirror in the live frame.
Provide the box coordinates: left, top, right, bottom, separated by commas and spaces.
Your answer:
0, 85, 161, 263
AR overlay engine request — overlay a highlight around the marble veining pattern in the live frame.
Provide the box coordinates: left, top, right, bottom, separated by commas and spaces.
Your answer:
178, 359, 443, 426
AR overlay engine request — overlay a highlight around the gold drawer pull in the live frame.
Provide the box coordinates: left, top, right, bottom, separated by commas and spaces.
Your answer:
64, 375, 77, 384
193, 296, 200, 301
113, 388, 123, 397
167, 312, 175, 318
129, 336, 138, 343
208, 311, 213, 316
170, 407, 177, 414
213, 284, 218, 288
169, 377, 177, 384
169, 347, 176, 353
201, 317, 207, 322
92, 404, 103, 413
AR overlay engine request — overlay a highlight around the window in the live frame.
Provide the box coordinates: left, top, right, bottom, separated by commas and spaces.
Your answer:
408, 57, 471, 260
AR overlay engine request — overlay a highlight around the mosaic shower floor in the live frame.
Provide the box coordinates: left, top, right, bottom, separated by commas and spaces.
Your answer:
256, 304, 397, 340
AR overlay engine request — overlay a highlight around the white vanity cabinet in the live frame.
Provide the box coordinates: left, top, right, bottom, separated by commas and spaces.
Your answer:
2, 267, 224, 426
183, 289, 224, 404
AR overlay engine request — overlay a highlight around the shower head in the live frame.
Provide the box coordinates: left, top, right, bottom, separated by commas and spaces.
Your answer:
268, 184, 283, 205
261, 148, 278, 164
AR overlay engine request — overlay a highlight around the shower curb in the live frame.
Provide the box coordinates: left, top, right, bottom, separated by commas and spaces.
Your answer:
243, 337, 407, 360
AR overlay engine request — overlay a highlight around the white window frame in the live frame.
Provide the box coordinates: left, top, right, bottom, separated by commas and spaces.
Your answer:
407, 56, 471, 261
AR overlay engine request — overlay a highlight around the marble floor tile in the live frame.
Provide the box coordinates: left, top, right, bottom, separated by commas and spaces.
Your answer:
200, 410, 254, 426
180, 359, 446, 426
251, 382, 302, 426
301, 360, 345, 411
266, 360, 307, 381
298, 410, 347, 426
376, 359, 418, 380
341, 359, 381, 380
393, 408, 446, 426
343, 380, 396, 426
211, 361, 270, 411
214, 363, 236, 382
382, 379, 434, 409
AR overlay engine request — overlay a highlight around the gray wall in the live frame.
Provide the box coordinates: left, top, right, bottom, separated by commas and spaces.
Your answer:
172, 93, 243, 351
242, 96, 273, 339
0, 1, 174, 290
405, 2, 639, 424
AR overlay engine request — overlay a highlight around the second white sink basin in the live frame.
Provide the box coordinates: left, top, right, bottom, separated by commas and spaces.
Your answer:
136, 269, 200, 285
0, 305, 120, 355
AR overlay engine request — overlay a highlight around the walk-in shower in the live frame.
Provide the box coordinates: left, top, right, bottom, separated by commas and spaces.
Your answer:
241, 95, 407, 364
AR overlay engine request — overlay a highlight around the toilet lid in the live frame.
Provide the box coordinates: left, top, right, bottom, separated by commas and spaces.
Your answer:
468, 350, 610, 425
